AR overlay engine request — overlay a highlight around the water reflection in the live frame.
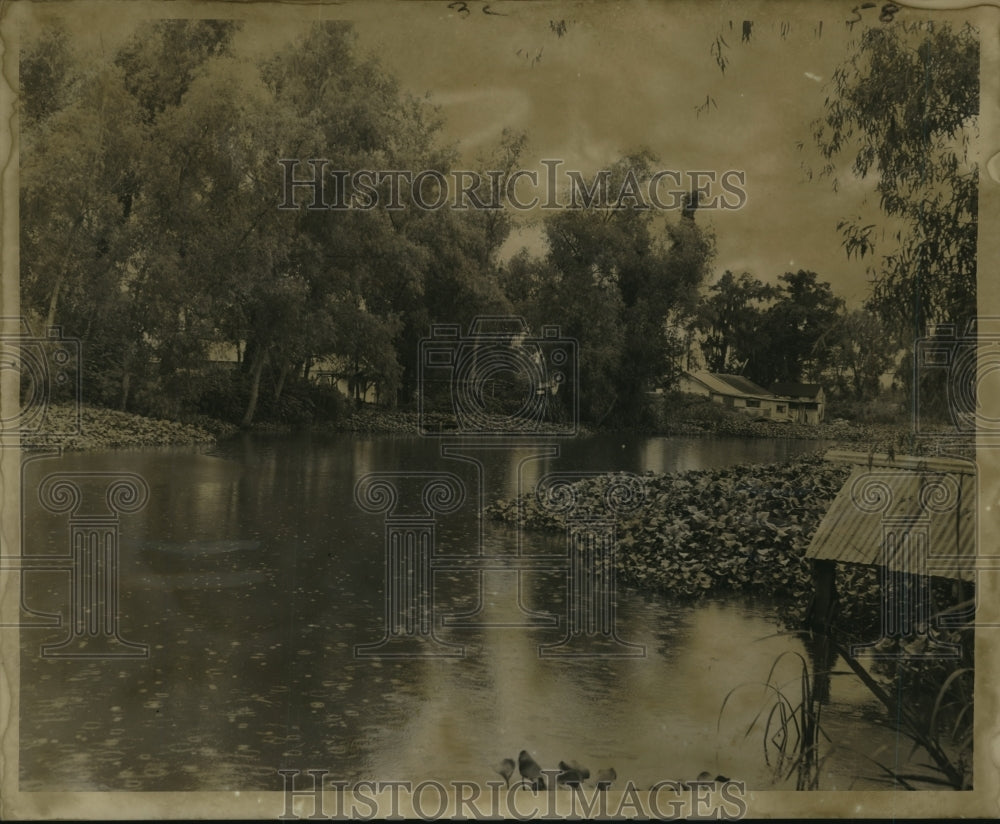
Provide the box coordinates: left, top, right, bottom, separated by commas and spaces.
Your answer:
19, 433, 902, 792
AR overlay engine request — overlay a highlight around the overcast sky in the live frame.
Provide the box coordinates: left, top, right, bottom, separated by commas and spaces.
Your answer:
239, 0, 935, 307
31, 0, 980, 308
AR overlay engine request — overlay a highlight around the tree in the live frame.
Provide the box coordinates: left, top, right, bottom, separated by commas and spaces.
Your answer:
19, 19, 535, 425
327, 300, 403, 404
695, 270, 776, 375
817, 308, 898, 399
20, 21, 245, 412
506, 153, 715, 425
758, 270, 844, 386
114, 19, 240, 123
20, 62, 147, 333
19, 23, 77, 132
262, 23, 517, 411
812, 21, 978, 344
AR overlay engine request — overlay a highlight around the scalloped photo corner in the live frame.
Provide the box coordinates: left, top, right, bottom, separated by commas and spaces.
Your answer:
1, 0, 998, 820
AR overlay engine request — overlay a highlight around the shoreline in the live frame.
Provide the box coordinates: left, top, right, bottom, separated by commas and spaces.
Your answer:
484, 454, 962, 639
24, 402, 944, 453
22, 404, 230, 451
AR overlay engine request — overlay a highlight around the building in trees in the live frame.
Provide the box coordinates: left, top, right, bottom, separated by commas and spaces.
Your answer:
770, 382, 826, 424
678, 371, 787, 420
678, 371, 827, 424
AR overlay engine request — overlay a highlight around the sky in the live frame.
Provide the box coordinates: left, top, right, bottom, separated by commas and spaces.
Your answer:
230, 0, 959, 308
21, 0, 981, 308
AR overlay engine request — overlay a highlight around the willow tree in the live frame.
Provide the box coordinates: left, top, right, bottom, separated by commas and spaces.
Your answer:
529, 153, 715, 426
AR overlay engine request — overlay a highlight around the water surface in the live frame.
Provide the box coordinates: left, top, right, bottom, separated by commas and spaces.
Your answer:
19, 433, 903, 791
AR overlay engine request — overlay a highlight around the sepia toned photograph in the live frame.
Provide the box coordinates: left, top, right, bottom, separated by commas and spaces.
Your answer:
1, 0, 998, 818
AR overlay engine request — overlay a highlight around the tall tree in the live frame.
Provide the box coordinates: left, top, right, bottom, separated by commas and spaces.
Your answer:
21, 21, 244, 410
515, 153, 715, 425
812, 21, 978, 344
19, 23, 77, 132
114, 19, 240, 123
21, 61, 142, 328
695, 270, 776, 375
261, 22, 517, 411
816, 307, 898, 399
758, 270, 844, 386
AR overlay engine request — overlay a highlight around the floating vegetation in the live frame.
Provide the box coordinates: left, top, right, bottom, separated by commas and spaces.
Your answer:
489, 455, 852, 604
23, 403, 220, 450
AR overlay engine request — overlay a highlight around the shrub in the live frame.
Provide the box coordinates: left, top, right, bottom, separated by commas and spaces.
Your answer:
826, 394, 907, 425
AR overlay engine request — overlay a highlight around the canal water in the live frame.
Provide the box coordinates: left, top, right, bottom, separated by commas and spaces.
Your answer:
19, 433, 905, 791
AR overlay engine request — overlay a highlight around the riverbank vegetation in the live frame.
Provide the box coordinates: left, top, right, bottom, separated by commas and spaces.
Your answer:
487, 455, 861, 612
23, 403, 223, 450
487, 454, 974, 789
21, 18, 934, 436
26, 390, 919, 450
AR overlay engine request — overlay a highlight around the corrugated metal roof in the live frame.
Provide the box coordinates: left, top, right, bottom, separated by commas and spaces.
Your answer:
686, 371, 774, 399
806, 456, 976, 581
716, 373, 774, 396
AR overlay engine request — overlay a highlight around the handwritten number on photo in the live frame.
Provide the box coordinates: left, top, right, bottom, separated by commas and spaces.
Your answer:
449, 1, 506, 17
847, 2, 900, 29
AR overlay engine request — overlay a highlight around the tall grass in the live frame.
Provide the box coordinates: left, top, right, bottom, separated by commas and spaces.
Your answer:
721, 630, 973, 790
719, 650, 827, 790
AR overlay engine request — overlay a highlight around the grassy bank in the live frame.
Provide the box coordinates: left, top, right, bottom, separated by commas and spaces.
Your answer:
25, 399, 951, 457
650, 393, 916, 448
22, 404, 230, 450
319, 404, 909, 447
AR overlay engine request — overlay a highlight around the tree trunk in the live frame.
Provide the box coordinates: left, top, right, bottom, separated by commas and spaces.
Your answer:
120, 370, 131, 412
241, 347, 267, 427
274, 361, 290, 401
45, 279, 63, 330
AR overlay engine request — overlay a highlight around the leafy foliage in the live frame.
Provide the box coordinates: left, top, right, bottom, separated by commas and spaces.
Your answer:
757, 270, 845, 386
694, 269, 861, 389
695, 270, 776, 376
501, 154, 715, 427
489, 455, 852, 601
812, 22, 978, 344
813, 308, 897, 399
19, 20, 527, 427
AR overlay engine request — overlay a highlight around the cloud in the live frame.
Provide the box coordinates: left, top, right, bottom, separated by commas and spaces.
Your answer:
426, 87, 534, 154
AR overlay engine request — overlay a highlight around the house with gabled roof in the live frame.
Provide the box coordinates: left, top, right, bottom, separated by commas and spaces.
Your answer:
770, 382, 826, 424
678, 370, 792, 420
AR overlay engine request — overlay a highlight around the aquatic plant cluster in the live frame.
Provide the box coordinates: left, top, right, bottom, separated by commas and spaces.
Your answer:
21, 403, 219, 450
487, 454, 891, 632
489, 454, 975, 789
